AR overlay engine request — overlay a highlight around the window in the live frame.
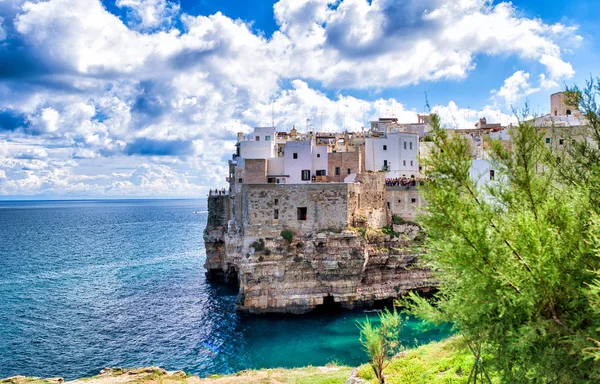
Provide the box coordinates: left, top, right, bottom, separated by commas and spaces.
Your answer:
274, 198, 279, 205
546, 137, 551, 144
255, 136, 260, 141
335, 167, 341, 175
410, 160, 413, 166
566, 110, 572, 116
490, 170, 495, 181
274, 209, 279, 219
265, 135, 271, 141
383, 160, 388, 170
383, 145, 387, 151
387, 202, 390, 209
559, 139, 564, 145
398, 199, 401, 203
316, 170, 326, 176
301, 170, 311, 181
404, 142, 407, 150
268, 177, 276, 184
347, 168, 351, 175
411, 198, 416, 203
238, 178, 243, 183
317, 153, 320, 158
409, 142, 413, 150
293, 153, 298, 159
297, 207, 307, 221
403, 160, 406, 166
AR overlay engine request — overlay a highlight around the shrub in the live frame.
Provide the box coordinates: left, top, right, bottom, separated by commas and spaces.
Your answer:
280, 229, 294, 242
392, 215, 405, 225
250, 238, 265, 252
358, 308, 402, 384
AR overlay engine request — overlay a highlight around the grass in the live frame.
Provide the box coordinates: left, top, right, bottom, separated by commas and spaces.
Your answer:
196, 366, 353, 384
357, 336, 499, 384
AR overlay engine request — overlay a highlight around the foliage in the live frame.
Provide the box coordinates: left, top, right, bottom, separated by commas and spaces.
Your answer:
280, 229, 294, 242
381, 226, 398, 238
357, 336, 495, 384
403, 112, 600, 382
250, 238, 265, 252
391, 215, 406, 225
358, 308, 402, 383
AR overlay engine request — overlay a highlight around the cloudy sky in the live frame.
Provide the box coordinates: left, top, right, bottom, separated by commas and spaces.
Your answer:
0, 0, 597, 198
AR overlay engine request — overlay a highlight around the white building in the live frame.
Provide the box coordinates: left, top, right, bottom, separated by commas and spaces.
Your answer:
238, 127, 277, 159
365, 132, 419, 178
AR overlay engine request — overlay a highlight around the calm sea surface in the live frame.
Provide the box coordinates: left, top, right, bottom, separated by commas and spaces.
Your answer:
0, 199, 450, 380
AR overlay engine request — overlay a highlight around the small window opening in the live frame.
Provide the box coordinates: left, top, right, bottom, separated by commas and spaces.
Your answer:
559, 139, 564, 145
293, 153, 298, 159
317, 153, 320, 158
411, 198, 416, 203
347, 168, 351, 175
301, 170, 311, 181
566, 110, 572, 116
274, 209, 279, 219
404, 142, 407, 150
274, 198, 279, 205
490, 170, 495, 181
335, 167, 341, 175
297, 207, 307, 221
383, 145, 387, 151
238, 178, 243, 183
265, 135, 271, 141
387, 202, 390, 209
398, 200, 401, 203
409, 142, 413, 150
546, 138, 551, 144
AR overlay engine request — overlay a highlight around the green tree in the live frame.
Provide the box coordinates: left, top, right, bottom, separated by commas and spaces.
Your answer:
405, 113, 600, 383
358, 308, 402, 384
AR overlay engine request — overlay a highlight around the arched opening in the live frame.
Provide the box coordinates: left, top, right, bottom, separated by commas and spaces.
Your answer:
566, 109, 572, 116
554, 109, 558, 116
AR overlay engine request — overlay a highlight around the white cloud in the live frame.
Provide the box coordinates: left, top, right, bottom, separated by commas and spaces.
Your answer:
493, 71, 540, 106
0, 0, 583, 197
116, 0, 180, 30
0, 16, 6, 41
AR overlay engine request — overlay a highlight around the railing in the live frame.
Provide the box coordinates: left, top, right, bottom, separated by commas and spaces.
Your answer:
208, 189, 229, 197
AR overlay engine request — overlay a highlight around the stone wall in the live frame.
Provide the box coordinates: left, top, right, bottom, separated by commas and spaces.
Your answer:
348, 172, 388, 228
386, 188, 424, 220
242, 183, 350, 236
327, 149, 362, 182
244, 159, 268, 184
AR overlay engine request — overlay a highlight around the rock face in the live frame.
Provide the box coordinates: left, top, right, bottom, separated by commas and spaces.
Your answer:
204, 193, 432, 314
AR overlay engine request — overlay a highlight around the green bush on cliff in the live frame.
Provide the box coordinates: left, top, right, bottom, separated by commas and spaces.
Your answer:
280, 229, 294, 242
250, 238, 265, 252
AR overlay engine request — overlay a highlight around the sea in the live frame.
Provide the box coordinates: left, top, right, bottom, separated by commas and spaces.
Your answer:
0, 199, 451, 380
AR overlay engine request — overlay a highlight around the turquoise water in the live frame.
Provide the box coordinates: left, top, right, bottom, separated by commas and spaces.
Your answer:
0, 199, 450, 380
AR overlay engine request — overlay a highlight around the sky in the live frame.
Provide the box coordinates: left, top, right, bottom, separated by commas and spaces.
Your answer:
0, 0, 598, 199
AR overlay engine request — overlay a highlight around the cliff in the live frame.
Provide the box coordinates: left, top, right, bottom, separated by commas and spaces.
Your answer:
204, 193, 432, 314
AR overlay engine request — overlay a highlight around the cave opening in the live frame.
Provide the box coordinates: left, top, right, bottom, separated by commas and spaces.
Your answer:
315, 294, 342, 313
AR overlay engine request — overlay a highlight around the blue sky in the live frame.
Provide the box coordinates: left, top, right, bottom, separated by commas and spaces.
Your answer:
0, 0, 597, 198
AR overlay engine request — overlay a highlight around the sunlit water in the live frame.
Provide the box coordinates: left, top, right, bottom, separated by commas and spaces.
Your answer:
0, 199, 451, 380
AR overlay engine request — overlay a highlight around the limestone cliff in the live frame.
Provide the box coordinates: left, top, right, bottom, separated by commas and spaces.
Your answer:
204, 196, 432, 314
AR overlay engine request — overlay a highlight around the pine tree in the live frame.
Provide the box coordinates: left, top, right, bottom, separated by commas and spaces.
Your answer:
405, 113, 600, 383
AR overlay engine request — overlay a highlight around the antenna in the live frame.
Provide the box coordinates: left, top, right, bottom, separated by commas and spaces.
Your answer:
424, 92, 431, 113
